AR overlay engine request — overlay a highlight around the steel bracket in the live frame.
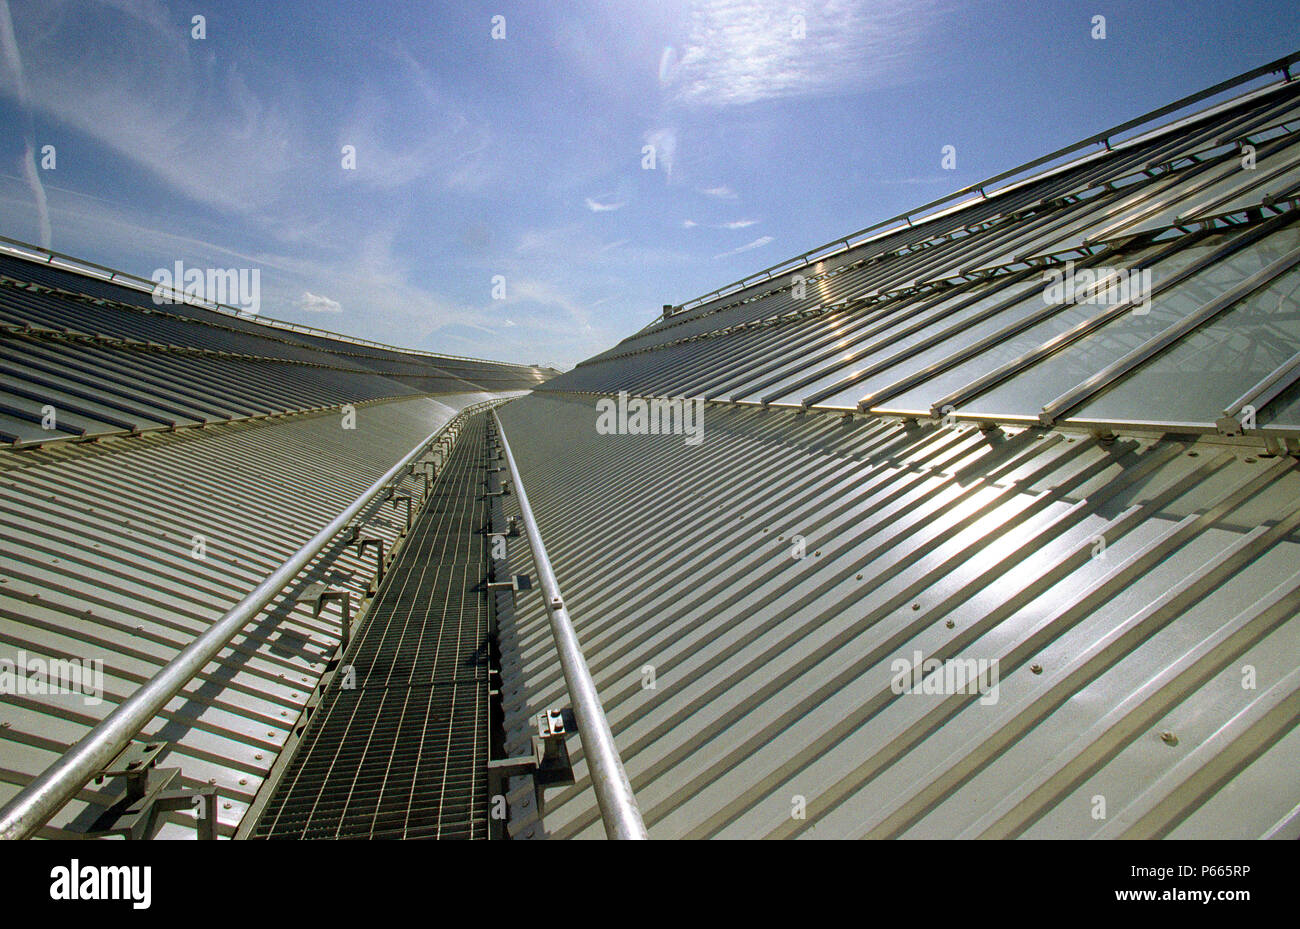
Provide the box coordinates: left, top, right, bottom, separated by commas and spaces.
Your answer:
386, 491, 413, 532
298, 583, 353, 653
85, 741, 218, 840
486, 573, 531, 609
486, 707, 577, 833
348, 535, 386, 590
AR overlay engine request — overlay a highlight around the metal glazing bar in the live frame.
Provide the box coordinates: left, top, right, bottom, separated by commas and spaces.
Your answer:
672, 53, 1300, 315
925, 218, 1300, 416
490, 410, 648, 840
1084, 131, 1300, 246
792, 267, 1059, 408
855, 260, 1172, 412
1040, 242, 1300, 425
1218, 349, 1300, 433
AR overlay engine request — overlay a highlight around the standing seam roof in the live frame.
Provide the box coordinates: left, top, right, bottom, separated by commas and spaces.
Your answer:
495, 394, 1300, 839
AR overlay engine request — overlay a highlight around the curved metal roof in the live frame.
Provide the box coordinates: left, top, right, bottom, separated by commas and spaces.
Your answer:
495, 394, 1300, 839
493, 71, 1300, 840
0, 247, 546, 837
555, 76, 1300, 442
0, 250, 551, 447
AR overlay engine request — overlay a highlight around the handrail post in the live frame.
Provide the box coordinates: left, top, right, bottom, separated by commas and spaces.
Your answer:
491, 411, 648, 840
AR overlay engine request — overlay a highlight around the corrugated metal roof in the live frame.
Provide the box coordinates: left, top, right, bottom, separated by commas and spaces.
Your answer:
0, 392, 513, 837
492, 74, 1300, 839
0, 249, 549, 837
495, 394, 1300, 838
7, 63, 1300, 843
0, 250, 552, 447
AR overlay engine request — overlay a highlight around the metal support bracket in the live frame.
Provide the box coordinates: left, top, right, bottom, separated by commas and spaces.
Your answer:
486, 573, 532, 609
348, 535, 386, 591
486, 707, 577, 836
298, 583, 353, 653
85, 741, 218, 840
488, 516, 522, 537
386, 490, 413, 532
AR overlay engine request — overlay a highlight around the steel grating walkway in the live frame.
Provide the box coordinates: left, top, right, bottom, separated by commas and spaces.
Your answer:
251, 412, 492, 839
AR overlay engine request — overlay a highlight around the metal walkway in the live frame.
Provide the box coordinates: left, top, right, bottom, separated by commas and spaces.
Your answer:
250, 412, 492, 839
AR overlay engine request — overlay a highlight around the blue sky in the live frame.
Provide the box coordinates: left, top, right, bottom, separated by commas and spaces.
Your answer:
0, 1, 1297, 368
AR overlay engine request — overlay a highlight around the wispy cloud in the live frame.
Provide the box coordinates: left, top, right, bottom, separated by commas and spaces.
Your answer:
685, 218, 759, 230
880, 175, 955, 185
584, 196, 626, 212
296, 291, 343, 313
713, 235, 773, 259
668, 0, 943, 107
0, 6, 299, 215
699, 185, 737, 199
338, 45, 492, 194
0, 0, 49, 247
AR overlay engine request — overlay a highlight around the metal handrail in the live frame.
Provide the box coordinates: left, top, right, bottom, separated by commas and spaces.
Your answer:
0, 401, 496, 840
490, 410, 648, 840
668, 49, 1300, 317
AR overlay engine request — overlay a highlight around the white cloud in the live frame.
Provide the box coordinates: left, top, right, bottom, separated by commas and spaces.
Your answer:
0, 1, 50, 247
669, 0, 943, 107
699, 185, 737, 199
713, 235, 773, 259
296, 291, 343, 313
684, 218, 759, 230
584, 197, 626, 212
338, 47, 492, 194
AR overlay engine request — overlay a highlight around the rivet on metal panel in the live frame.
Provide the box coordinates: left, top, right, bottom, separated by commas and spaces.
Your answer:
1030, 664, 1043, 675
1160, 731, 1179, 746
